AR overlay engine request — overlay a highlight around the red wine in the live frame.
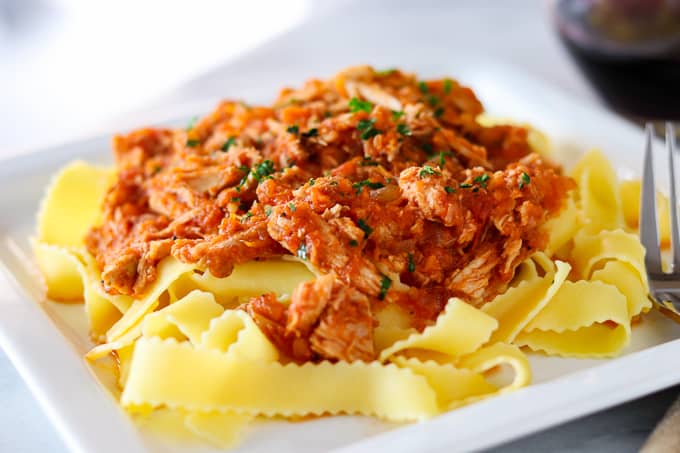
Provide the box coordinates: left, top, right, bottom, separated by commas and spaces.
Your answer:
554, 0, 680, 119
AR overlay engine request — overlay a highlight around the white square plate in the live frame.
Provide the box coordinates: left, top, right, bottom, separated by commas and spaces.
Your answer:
1, 61, 679, 453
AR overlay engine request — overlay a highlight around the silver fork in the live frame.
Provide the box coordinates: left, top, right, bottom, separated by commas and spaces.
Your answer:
641, 122, 680, 323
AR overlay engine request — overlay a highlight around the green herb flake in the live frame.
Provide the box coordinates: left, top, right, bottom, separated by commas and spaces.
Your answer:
221, 136, 237, 152
443, 78, 452, 94
426, 94, 440, 107
288, 203, 296, 212
473, 173, 490, 189
309, 178, 316, 186
297, 242, 308, 260
349, 97, 373, 113
357, 118, 375, 131
459, 183, 472, 189
352, 179, 385, 194
287, 125, 299, 135
445, 186, 455, 194
438, 151, 452, 167
253, 160, 275, 181
301, 128, 318, 138
421, 143, 434, 154
519, 172, 531, 189
434, 107, 445, 118
378, 275, 392, 300
231, 197, 241, 203
407, 253, 416, 273
397, 124, 411, 136
349, 239, 359, 247
357, 118, 382, 140
418, 81, 429, 94
418, 165, 441, 178
357, 219, 373, 238
186, 138, 200, 148
360, 156, 379, 167
376, 68, 396, 76
186, 116, 199, 131
264, 206, 273, 217
241, 212, 253, 223
391, 110, 405, 121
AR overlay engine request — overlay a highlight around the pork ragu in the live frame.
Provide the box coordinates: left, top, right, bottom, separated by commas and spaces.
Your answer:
85, 66, 575, 363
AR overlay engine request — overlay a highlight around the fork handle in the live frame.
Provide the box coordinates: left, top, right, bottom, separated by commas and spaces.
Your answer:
649, 297, 680, 324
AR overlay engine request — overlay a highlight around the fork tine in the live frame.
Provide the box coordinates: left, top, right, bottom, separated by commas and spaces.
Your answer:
641, 123, 662, 274
667, 122, 680, 272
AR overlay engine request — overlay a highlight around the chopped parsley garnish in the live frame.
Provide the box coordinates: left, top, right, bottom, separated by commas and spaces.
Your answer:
186, 138, 200, 147
421, 143, 434, 154
297, 242, 308, 260
378, 275, 392, 300
221, 136, 237, 152
434, 107, 445, 118
360, 156, 379, 166
519, 172, 531, 189
357, 118, 375, 130
152, 165, 162, 175
287, 125, 299, 135
397, 124, 411, 136
459, 183, 472, 189
352, 179, 385, 194
391, 110, 405, 120
301, 128, 318, 138
357, 118, 382, 140
473, 173, 490, 189
238, 165, 250, 173
443, 78, 452, 94
437, 151, 452, 166
418, 81, 429, 94
288, 202, 296, 212
241, 212, 253, 223
445, 186, 455, 193
264, 206, 273, 217
231, 197, 240, 203
349, 97, 373, 113
426, 94, 440, 107
357, 219, 373, 238
309, 178, 316, 186
407, 253, 416, 273
376, 68, 396, 76
349, 239, 359, 247
186, 116, 198, 131
418, 165, 441, 178
253, 160, 275, 181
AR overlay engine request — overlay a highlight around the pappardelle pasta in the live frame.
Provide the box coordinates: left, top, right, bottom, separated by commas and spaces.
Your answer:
34, 66, 650, 447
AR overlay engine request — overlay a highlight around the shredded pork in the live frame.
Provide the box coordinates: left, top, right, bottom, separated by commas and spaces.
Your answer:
86, 66, 575, 362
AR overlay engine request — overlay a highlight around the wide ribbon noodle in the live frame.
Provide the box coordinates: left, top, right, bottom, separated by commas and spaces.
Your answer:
33, 148, 651, 447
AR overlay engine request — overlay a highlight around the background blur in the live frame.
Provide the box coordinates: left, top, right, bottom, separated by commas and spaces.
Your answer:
1, 0, 318, 154
1, 0, 595, 157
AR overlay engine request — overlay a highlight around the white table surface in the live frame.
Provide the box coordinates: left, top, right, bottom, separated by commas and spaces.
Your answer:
2, 1, 679, 452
